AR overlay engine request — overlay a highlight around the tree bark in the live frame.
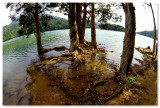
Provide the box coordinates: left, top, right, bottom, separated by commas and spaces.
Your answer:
76, 3, 82, 41
80, 3, 87, 44
68, 3, 80, 52
91, 3, 97, 49
35, 3, 45, 55
150, 3, 157, 54
118, 3, 136, 84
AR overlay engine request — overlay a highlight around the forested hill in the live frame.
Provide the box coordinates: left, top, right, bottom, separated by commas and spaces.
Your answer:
3, 16, 69, 42
136, 30, 158, 39
99, 23, 125, 32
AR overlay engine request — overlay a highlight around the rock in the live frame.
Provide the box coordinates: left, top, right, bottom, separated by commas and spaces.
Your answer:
146, 46, 150, 49
53, 46, 67, 51
115, 67, 119, 71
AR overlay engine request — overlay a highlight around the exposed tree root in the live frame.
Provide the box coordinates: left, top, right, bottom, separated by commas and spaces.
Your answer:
60, 80, 79, 98
37, 46, 68, 57
99, 84, 125, 104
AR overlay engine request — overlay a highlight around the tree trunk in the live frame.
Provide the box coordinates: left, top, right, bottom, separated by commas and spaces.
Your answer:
80, 3, 87, 44
150, 3, 157, 54
155, 43, 157, 57
68, 3, 80, 52
118, 3, 136, 84
76, 3, 82, 41
35, 3, 44, 55
91, 3, 97, 49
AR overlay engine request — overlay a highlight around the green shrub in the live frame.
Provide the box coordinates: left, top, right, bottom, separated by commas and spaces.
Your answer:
126, 75, 139, 84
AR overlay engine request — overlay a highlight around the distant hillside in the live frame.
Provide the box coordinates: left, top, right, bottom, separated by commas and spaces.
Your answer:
137, 30, 158, 39
99, 23, 125, 32
3, 23, 21, 42
3, 16, 69, 42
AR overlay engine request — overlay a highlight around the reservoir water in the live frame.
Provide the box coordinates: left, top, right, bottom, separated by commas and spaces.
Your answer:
3, 29, 153, 105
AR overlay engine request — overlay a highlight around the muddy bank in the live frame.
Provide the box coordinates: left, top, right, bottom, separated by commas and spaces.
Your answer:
105, 47, 157, 105
23, 46, 157, 105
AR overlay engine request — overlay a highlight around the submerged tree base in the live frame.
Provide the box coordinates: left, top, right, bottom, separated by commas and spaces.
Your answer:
23, 45, 157, 105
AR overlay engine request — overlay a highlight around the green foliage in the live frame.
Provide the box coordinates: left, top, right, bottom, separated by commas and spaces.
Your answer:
96, 3, 122, 25
99, 23, 125, 31
136, 30, 158, 39
126, 75, 139, 84
3, 23, 21, 42
18, 14, 53, 36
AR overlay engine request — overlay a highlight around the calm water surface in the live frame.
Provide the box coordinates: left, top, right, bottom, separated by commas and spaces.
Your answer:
3, 29, 153, 105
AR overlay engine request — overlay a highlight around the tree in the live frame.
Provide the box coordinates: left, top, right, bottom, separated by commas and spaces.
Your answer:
68, 3, 79, 52
97, 3, 122, 27
91, 3, 97, 50
143, 3, 157, 55
35, 3, 45, 55
6, 3, 59, 55
149, 3, 157, 55
80, 3, 88, 44
68, 3, 83, 66
76, 3, 82, 41
75, 3, 89, 44
118, 3, 136, 84
89, 3, 122, 49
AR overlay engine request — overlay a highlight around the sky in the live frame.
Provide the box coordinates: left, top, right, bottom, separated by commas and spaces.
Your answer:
1, 2, 158, 32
